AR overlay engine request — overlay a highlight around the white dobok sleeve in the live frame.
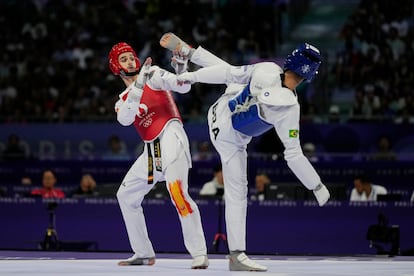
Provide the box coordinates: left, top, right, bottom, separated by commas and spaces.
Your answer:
147, 65, 191, 94
199, 180, 216, 196
115, 83, 142, 126
349, 188, 360, 201
192, 63, 255, 85
268, 104, 321, 190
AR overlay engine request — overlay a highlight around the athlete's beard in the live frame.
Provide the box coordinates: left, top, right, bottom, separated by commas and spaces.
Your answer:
120, 70, 139, 77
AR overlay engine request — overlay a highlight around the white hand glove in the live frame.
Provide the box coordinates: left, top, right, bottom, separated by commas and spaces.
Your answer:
135, 57, 152, 89
177, 72, 197, 85
129, 72, 146, 102
171, 54, 188, 75
313, 183, 330, 206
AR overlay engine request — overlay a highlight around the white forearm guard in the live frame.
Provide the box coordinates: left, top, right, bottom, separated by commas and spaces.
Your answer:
116, 84, 142, 126
287, 155, 321, 190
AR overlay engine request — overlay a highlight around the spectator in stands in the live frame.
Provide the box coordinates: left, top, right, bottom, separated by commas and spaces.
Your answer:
370, 135, 397, 161
30, 169, 65, 198
13, 176, 33, 198
327, 105, 341, 123
199, 163, 224, 198
411, 191, 414, 202
21, 176, 32, 186
1, 134, 27, 161
301, 103, 323, 124
250, 173, 271, 201
332, 38, 360, 85
192, 141, 214, 161
350, 174, 387, 201
361, 84, 381, 119
349, 87, 366, 122
102, 135, 131, 161
394, 105, 414, 125
386, 27, 406, 62
303, 142, 319, 163
71, 174, 99, 198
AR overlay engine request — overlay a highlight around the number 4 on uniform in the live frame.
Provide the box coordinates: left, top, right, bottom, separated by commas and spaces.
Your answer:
212, 127, 220, 140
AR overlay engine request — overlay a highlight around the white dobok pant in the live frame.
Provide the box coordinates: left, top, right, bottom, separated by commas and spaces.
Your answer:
116, 120, 207, 258
207, 94, 252, 252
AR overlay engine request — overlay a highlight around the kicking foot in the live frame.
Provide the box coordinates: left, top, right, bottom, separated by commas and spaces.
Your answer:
160, 32, 195, 59
313, 183, 330, 206
118, 256, 155, 266
228, 251, 267, 271
191, 255, 209, 269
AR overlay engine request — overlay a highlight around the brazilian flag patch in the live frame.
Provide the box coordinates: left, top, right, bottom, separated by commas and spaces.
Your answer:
289, 129, 299, 138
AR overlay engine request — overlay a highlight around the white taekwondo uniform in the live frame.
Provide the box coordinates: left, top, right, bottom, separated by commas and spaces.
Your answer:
187, 47, 324, 252
115, 65, 207, 259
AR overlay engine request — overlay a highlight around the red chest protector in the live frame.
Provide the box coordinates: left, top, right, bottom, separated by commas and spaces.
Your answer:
122, 85, 182, 142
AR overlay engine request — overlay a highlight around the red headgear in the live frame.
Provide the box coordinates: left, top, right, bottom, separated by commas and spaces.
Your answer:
108, 42, 141, 76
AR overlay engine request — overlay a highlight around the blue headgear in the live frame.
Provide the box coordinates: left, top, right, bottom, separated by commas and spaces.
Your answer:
283, 43, 322, 81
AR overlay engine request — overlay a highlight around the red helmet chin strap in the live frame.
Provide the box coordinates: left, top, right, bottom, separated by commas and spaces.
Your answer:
108, 42, 141, 75
120, 70, 139, 77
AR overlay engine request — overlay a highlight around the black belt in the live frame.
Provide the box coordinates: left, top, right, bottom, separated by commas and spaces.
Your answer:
147, 138, 162, 184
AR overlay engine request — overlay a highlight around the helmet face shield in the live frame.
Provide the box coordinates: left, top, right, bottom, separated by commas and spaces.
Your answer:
108, 42, 141, 75
284, 43, 322, 81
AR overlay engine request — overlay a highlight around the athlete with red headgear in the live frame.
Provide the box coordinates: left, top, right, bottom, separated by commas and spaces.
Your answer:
108, 42, 208, 269
160, 33, 330, 271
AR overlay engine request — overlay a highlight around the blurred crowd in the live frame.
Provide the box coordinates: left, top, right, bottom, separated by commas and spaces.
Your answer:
0, 0, 285, 123
0, 0, 413, 124
332, 0, 414, 124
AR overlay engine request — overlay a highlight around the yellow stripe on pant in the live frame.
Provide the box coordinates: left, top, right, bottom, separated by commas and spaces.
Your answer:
168, 180, 193, 217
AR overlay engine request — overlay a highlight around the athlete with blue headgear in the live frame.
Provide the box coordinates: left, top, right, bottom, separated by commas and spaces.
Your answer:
160, 33, 330, 272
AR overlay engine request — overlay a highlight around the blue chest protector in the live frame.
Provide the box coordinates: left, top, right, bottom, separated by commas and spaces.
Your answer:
228, 86, 272, 137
